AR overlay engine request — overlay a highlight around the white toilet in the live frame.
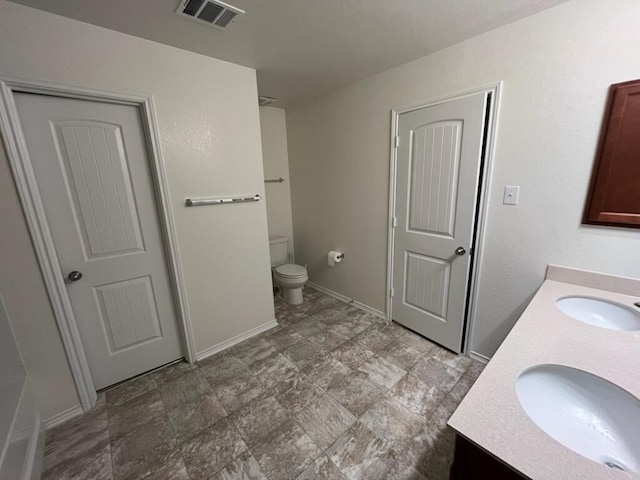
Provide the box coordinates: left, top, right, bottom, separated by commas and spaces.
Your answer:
269, 235, 308, 305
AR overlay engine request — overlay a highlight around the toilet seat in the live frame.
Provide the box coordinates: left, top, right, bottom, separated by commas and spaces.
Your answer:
274, 263, 307, 278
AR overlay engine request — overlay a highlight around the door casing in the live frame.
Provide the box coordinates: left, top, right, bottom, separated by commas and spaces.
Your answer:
0, 75, 197, 411
386, 83, 502, 358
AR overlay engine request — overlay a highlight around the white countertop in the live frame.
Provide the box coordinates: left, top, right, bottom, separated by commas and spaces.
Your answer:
448, 265, 640, 479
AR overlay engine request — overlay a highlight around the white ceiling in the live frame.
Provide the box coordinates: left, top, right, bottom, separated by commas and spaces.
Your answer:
8, 0, 568, 106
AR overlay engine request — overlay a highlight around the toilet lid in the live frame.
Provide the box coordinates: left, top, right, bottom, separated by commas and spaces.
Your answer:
274, 264, 307, 278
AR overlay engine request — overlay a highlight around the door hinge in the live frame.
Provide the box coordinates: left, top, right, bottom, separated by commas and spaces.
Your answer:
390, 287, 395, 297
394, 135, 400, 148
392, 217, 397, 228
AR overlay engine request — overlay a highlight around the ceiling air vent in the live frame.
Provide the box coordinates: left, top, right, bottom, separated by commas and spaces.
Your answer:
175, 0, 244, 30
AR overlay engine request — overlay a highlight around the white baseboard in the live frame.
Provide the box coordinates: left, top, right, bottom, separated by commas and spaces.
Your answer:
196, 319, 279, 362
306, 282, 386, 320
469, 351, 490, 364
44, 404, 83, 430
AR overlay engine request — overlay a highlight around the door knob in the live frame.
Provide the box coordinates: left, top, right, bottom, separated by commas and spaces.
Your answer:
67, 270, 83, 282
455, 247, 466, 256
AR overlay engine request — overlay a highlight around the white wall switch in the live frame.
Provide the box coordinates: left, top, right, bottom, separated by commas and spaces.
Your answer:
503, 186, 520, 205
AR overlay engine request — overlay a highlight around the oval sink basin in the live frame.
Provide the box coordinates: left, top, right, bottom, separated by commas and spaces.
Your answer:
556, 296, 640, 331
516, 364, 640, 473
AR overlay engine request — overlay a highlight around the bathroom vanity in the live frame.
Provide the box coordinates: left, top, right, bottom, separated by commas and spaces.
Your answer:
448, 265, 640, 479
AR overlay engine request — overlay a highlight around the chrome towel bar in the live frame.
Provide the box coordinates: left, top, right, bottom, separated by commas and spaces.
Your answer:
264, 177, 285, 183
185, 194, 261, 207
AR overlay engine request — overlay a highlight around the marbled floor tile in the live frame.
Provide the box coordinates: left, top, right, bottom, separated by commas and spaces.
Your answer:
357, 356, 406, 390
211, 451, 267, 480
152, 360, 199, 385
143, 449, 190, 479
387, 321, 412, 336
301, 287, 323, 300
325, 371, 384, 417
104, 373, 157, 408
449, 371, 479, 402
275, 373, 325, 413
385, 459, 428, 480
303, 357, 352, 390
432, 349, 474, 372
411, 357, 464, 392
159, 369, 213, 411
327, 421, 395, 480
181, 418, 248, 480
359, 397, 425, 452
111, 415, 177, 480
388, 373, 447, 419
249, 351, 300, 391
263, 325, 306, 351
199, 354, 249, 387
252, 419, 321, 480
352, 327, 394, 352
275, 305, 311, 324
41, 291, 481, 480
304, 295, 344, 316
42, 438, 112, 480
328, 340, 376, 370
233, 338, 277, 368
378, 339, 425, 371
231, 394, 288, 447
428, 394, 461, 429
398, 416, 456, 480
168, 392, 227, 442
309, 308, 350, 327
293, 314, 332, 337
282, 339, 327, 369
211, 369, 265, 413
325, 318, 372, 340
107, 389, 165, 439
44, 411, 109, 473
307, 328, 350, 352
396, 330, 437, 355
296, 455, 347, 480
295, 393, 356, 450
370, 322, 406, 341
466, 359, 486, 379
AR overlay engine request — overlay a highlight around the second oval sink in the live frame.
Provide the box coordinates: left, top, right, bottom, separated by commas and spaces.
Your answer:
556, 296, 640, 331
516, 364, 640, 473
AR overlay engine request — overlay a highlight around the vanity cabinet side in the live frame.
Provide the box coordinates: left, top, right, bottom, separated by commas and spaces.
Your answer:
450, 435, 527, 480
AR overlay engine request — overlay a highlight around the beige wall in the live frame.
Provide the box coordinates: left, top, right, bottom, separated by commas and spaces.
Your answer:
259, 107, 294, 253
286, 0, 640, 358
0, 1, 274, 419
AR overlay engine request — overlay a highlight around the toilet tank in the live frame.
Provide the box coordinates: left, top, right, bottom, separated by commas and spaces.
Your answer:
269, 235, 289, 267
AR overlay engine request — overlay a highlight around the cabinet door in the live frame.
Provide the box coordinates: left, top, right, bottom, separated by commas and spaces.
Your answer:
583, 79, 640, 228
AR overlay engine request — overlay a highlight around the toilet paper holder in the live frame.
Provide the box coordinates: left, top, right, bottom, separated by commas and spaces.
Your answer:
328, 250, 345, 267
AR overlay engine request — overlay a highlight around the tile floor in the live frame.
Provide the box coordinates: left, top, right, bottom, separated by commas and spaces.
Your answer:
42, 288, 484, 480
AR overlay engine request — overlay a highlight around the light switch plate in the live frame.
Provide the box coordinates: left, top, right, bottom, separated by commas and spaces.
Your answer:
503, 186, 520, 205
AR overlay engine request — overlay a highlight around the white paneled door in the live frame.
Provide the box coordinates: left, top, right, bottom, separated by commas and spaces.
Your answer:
392, 93, 489, 352
15, 93, 182, 389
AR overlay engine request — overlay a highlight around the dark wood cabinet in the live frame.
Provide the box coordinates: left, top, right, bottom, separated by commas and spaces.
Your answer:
583, 79, 640, 228
450, 435, 527, 480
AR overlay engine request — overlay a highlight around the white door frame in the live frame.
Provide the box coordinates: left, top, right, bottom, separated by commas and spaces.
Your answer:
0, 75, 197, 410
386, 83, 502, 356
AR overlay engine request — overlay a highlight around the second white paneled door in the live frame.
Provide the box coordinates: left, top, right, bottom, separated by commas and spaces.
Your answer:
391, 92, 489, 352
15, 93, 182, 389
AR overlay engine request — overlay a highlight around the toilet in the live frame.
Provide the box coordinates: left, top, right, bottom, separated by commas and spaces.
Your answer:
269, 235, 308, 305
